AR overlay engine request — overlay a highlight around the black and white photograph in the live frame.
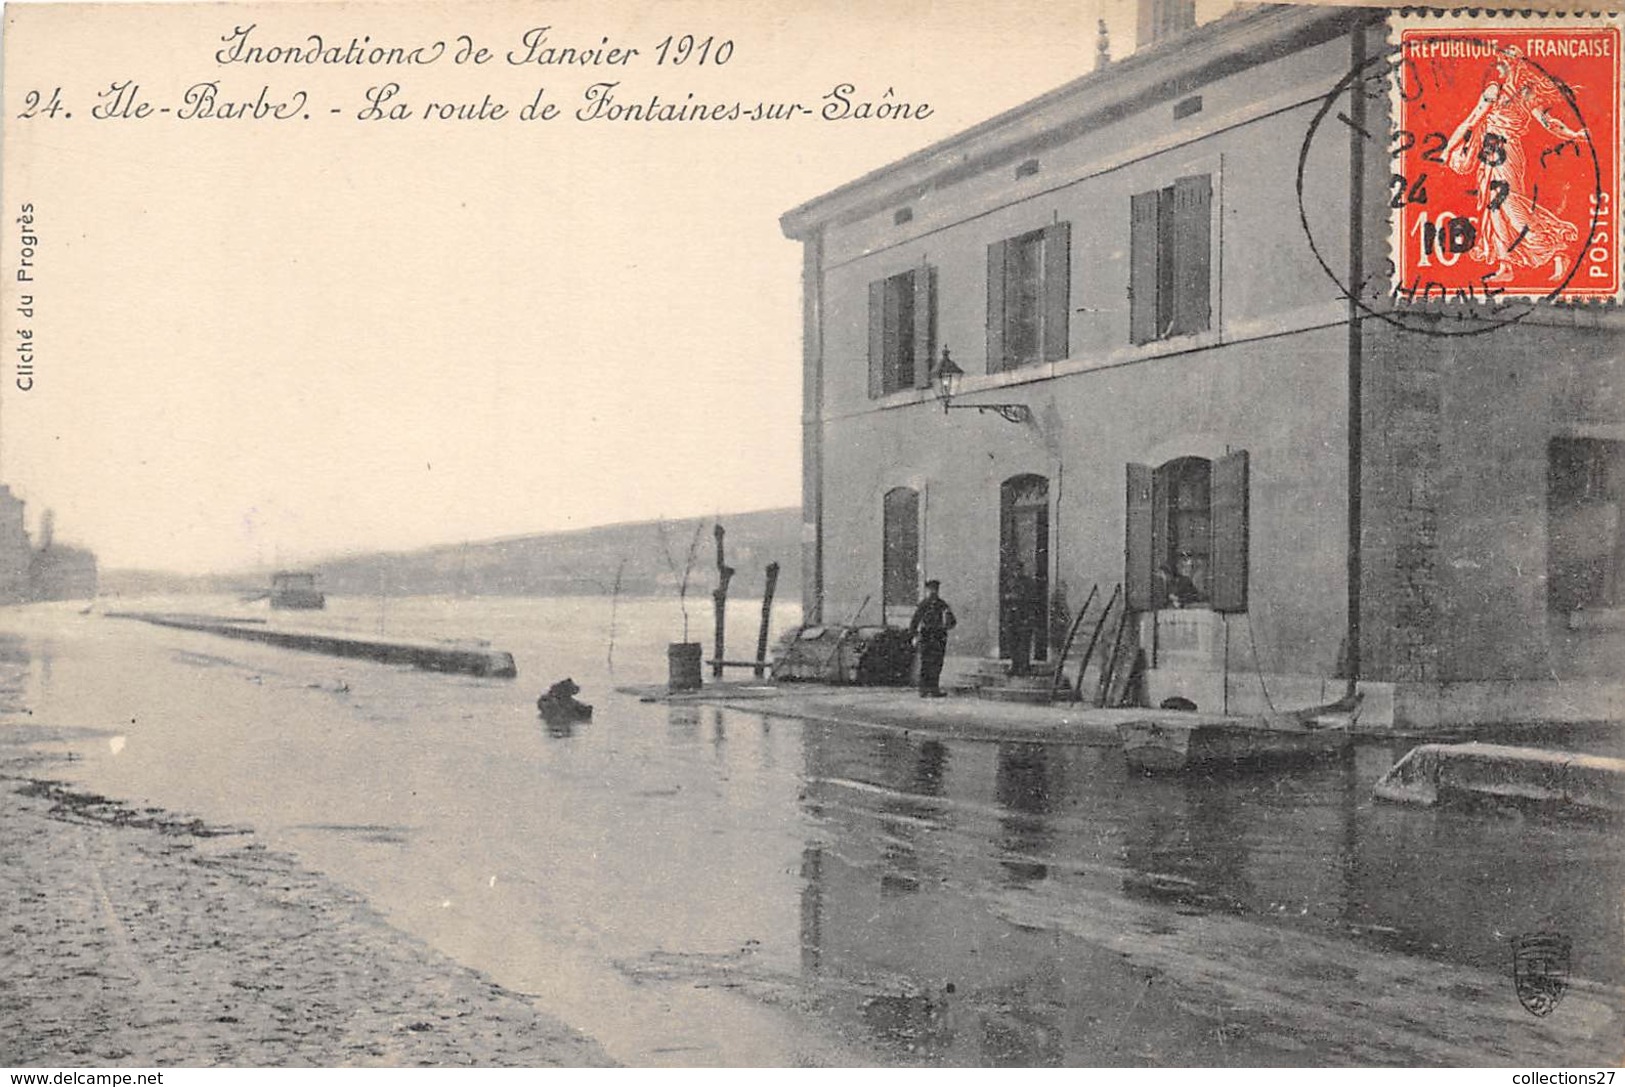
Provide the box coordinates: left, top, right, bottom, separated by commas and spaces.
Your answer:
1, 0, 1621, 1070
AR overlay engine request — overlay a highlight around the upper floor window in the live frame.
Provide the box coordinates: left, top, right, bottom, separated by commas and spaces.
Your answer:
987, 222, 1071, 372
1129, 174, 1212, 345
1125, 450, 1248, 612
868, 266, 936, 398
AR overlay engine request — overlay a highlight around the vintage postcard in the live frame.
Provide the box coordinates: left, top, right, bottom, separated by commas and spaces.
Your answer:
1, 0, 1621, 1072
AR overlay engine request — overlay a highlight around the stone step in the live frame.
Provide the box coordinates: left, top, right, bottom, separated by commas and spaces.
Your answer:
976, 685, 1057, 705
967, 658, 1059, 681
974, 669, 1062, 704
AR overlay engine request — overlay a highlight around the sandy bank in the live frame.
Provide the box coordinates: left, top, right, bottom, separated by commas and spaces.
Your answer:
0, 747, 612, 1067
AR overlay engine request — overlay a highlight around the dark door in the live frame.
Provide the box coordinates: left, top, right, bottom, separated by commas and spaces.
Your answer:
882, 487, 921, 625
999, 475, 1050, 661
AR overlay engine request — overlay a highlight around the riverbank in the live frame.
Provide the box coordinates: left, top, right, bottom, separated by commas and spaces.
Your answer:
0, 740, 612, 1067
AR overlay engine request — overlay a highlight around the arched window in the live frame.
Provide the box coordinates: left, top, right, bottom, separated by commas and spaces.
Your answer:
1125, 452, 1248, 612
882, 487, 920, 611
1163, 457, 1212, 603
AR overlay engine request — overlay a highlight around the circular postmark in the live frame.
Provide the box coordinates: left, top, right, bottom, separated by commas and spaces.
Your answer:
1297, 23, 1613, 337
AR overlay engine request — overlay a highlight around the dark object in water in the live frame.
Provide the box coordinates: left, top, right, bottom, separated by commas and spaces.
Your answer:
270, 570, 325, 610
537, 678, 593, 722
1159, 696, 1198, 711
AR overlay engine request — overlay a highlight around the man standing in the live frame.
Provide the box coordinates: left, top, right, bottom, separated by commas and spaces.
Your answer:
909, 579, 956, 698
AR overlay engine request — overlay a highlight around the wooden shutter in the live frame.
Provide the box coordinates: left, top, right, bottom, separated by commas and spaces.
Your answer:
986, 239, 1008, 373
1171, 174, 1212, 337
867, 279, 885, 399
1125, 463, 1155, 611
913, 264, 936, 389
1042, 221, 1071, 363
1129, 191, 1160, 345
1210, 449, 1249, 613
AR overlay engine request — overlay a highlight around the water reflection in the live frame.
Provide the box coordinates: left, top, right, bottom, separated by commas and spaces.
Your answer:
666, 705, 701, 739
869, 734, 949, 897
1120, 775, 1253, 914
793, 719, 1624, 1062
994, 743, 1056, 886
542, 716, 578, 739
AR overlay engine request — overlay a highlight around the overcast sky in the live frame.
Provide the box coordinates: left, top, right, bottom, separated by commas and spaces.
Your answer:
3, 0, 1163, 574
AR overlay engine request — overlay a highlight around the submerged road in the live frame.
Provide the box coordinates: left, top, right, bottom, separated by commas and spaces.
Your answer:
2, 598, 1620, 1066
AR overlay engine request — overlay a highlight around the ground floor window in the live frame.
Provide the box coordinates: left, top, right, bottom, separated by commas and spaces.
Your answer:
1125, 451, 1248, 612
1548, 437, 1623, 612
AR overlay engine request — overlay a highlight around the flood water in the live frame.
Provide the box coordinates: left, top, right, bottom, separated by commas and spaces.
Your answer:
2, 595, 1619, 1065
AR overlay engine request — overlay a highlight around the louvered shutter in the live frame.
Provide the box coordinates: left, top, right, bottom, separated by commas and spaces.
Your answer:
986, 239, 1008, 373
1171, 174, 1212, 337
1042, 221, 1071, 363
1210, 449, 1249, 613
1125, 463, 1155, 611
1129, 191, 1160, 345
868, 279, 885, 399
914, 264, 936, 389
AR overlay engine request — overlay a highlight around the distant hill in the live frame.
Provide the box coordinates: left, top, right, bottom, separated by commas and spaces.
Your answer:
313, 507, 800, 599
101, 508, 801, 601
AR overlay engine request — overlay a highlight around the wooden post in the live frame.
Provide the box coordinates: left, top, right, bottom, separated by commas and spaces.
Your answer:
755, 561, 780, 679
711, 523, 734, 680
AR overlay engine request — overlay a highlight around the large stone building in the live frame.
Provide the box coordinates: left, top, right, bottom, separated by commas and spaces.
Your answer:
780, 3, 1622, 729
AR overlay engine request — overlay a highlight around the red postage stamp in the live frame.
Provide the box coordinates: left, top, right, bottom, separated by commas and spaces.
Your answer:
1391, 12, 1621, 302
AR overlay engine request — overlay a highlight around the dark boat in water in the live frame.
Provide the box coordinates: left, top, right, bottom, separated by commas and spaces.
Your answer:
269, 570, 325, 610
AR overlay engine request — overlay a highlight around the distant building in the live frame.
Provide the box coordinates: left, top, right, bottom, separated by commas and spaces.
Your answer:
0, 495, 98, 603
29, 512, 98, 601
780, 3, 1622, 729
0, 486, 32, 603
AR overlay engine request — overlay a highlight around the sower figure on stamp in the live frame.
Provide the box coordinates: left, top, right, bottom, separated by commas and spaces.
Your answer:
909, 579, 956, 698
1446, 49, 1588, 282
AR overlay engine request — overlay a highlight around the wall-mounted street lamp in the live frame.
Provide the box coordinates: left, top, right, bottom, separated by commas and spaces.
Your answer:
932, 347, 1032, 424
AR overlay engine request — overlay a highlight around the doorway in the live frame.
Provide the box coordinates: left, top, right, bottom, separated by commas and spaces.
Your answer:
999, 474, 1049, 662
882, 486, 921, 627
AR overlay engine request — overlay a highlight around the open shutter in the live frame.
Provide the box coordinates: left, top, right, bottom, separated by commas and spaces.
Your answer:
913, 263, 936, 389
1210, 449, 1249, 613
1129, 191, 1160, 345
1125, 463, 1155, 611
1042, 221, 1071, 363
867, 279, 885, 399
1171, 174, 1212, 337
986, 239, 1008, 373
